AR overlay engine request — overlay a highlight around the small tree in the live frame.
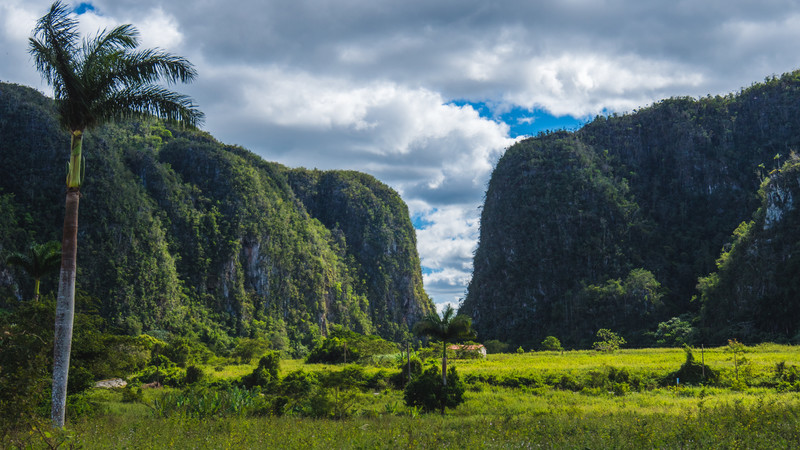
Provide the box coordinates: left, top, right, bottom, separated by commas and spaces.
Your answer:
541, 336, 564, 352
413, 305, 473, 414
654, 317, 694, 347
726, 339, 749, 383
5, 241, 61, 301
242, 351, 281, 390
404, 365, 464, 413
593, 329, 626, 353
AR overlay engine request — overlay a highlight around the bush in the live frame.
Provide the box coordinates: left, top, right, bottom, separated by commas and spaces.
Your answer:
593, 329, 626, 353
304, 387, 359, 419
320, 364, 368, 390
483, 339, 509, 354
654, 317, 694, 347
185, 365, 204, 385
280, 370, 319, 398
541, 336, 564, 351
403, 366, 465, 413
306, 327, 397, 364
665, 346, 716, 386
232, 338, 270, 364
132, 365, 186, 387
67, 366, 95, 395
242, 351, 280, 390
121, 385, 143, 403
390, 355, 423, 387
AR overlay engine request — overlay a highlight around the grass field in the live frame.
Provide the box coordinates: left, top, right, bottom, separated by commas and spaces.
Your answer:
12, 345, 800, 448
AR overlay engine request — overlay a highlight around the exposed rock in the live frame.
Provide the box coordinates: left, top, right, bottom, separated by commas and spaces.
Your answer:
95, 378, 127, 389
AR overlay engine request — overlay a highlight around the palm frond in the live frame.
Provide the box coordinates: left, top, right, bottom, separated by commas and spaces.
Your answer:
112, 49, 199, 86
95, 85, 204, 127
80, 24, 140, 87
6, 241, 61, 279
414, 304, 474, 342
29, 1, 84, 127
30, 1, 202, 132
6, 252, 35, 274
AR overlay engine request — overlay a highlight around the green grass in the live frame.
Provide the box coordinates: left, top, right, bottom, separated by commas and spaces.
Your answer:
68, 389, 800, 448
10, 345, 800, 448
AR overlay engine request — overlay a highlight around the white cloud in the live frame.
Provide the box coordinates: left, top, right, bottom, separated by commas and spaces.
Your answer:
1, 1, 38, 42
77, 6, 183, 50
7, 0, 800, 309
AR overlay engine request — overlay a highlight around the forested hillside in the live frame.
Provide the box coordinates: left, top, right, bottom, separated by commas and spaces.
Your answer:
0, 82, 433, 353
462, 71, 800, 348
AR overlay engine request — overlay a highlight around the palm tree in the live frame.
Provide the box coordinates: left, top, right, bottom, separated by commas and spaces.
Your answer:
413, 304, 474, 388
5, 241, 61, 301
29, 1, 203, 428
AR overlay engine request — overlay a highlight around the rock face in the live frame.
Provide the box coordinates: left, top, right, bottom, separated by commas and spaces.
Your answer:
0, 82, 433, 350
288, 169, 433, 340
697, 159, 800, 342
462, 71, 800, 347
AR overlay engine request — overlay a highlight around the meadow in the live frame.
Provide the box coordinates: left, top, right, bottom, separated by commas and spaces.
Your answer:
18, 344, 800, 449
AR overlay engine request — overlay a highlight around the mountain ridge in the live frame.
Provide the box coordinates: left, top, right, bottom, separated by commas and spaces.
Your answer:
462, 71, 800, 348
0, 81, 433, 352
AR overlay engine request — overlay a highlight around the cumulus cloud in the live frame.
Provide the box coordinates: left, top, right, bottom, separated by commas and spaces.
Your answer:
5, 0, 800, 307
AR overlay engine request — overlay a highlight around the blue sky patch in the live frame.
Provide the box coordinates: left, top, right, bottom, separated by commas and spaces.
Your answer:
412, 210, 436, 230
450, 100, 589, 138
74, 2, 96, 15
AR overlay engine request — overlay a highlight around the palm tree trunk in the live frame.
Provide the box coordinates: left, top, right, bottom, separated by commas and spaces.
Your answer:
441, 341, 447, 415
442, 341, 447, 387
51, 187, 79, 428
34, 278, 41, 301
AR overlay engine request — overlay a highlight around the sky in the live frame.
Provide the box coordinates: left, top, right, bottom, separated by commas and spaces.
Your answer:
3, 0, 800, 311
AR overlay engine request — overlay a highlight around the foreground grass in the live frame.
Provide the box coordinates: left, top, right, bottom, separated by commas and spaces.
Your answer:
70, 387, 800, 448
11, 345, 800, 448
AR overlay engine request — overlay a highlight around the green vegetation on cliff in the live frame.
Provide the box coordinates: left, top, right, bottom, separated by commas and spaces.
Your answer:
697, 156, 800, 342
463, 71, 800, 348
0, 81, 432, 353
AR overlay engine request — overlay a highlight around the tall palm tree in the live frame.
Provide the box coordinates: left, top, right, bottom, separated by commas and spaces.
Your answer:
413, 304, 474, 388
5, 240, 62, 301
29, 1, 203, 428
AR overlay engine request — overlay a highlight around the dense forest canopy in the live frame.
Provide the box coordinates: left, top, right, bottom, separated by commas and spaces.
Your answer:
462, 71, 800, 348
0, 81, 433, 354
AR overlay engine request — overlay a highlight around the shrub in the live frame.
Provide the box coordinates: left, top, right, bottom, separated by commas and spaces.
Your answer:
541, 336, 564, 352
67, 366, 95, 395
149, 354, 174, 369
280, 370, 319, 398
305, 387, 359, 419
305, 327, 397, 364
242, 351, 280, 390
483, 339, 509, 354
121, 385, 143, 403
390, 355, 423, 387
320, 364, 368, 390
132, 365, 186, 387
232, 338, 270, 364
654, 317, 694, 347
593, 329, 626, 353
185, 365, 204, 385
403, 366, 465, 413
665, 346, 716, 386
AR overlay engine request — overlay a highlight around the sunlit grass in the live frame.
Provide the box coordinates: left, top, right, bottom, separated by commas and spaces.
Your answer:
59, 345, 800, 448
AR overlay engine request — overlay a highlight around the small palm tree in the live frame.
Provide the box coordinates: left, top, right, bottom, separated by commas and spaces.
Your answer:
5, 241, 61, 301
29, 1, 203, 427
413, 304, 474, 388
